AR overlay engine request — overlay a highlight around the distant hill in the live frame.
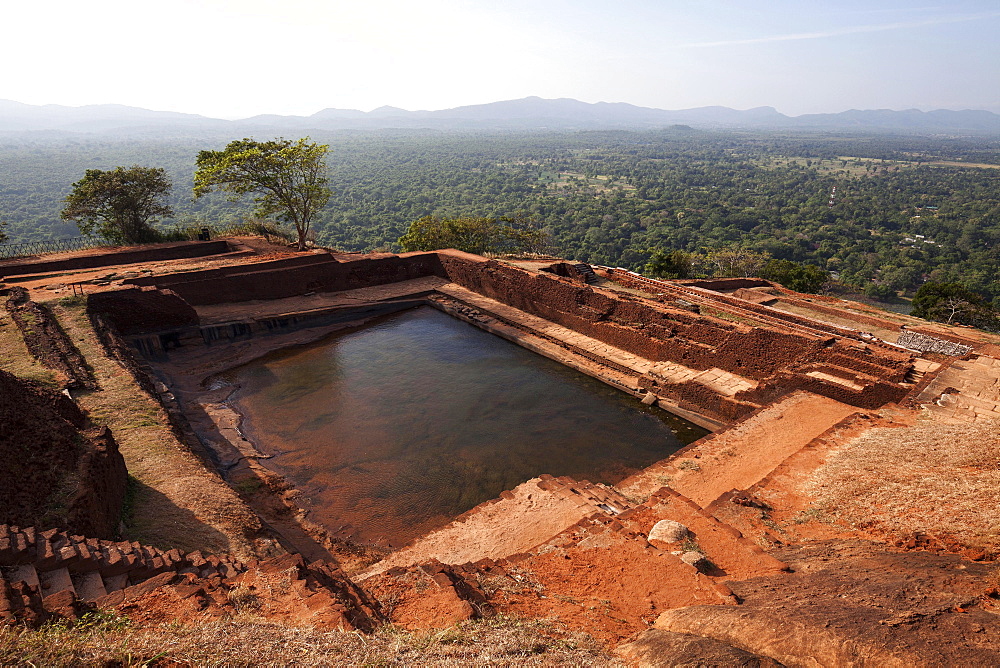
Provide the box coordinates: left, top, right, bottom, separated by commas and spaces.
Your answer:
3, 96, 1000, 137
0, 99, 228, 134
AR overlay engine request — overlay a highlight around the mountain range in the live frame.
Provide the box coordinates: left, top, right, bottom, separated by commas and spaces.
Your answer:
3, 97, 1000, 137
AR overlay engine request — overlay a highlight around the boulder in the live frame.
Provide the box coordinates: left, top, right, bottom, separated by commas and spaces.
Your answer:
648, 520, 688, 544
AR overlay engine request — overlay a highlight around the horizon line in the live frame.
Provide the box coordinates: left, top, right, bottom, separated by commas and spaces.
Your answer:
1, 96, 998, 121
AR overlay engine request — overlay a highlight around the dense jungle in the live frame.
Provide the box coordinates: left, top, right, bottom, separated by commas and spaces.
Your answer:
2, 128, 999, 304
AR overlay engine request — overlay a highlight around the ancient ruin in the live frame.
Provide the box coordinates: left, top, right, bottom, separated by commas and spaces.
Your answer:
2, 237, 1000, 664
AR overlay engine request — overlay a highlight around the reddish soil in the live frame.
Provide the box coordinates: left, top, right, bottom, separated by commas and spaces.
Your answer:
492, 520, 733, 644
647, 540, 1000, 666
364, 562, 491, 631
616, 488, 787, 581
108, 554, 381, 632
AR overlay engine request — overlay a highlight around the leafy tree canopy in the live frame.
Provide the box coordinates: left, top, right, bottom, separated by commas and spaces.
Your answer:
911, 282, 997, 328
60, 166, 173, 244
762, 259, 828, 294
194, 137, 331, 250
645, 249, 695, 279
5, 131, 1000, 307
398, 215, 549, 256
705, 247, 770, 279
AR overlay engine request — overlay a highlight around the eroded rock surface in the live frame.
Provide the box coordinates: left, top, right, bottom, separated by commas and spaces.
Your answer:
0, 370, 126, 538
651, 541, 1000, 666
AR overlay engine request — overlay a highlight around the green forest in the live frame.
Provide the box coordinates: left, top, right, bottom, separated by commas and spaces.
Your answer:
2, 128, 999, 305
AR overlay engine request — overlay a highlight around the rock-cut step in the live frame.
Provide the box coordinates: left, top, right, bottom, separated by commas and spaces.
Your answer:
359, 475, 635, 579
573, 263, 597, 283
0, 523, 247, 614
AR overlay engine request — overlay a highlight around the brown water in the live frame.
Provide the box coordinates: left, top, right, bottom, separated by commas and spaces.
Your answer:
222, 306, 706, 546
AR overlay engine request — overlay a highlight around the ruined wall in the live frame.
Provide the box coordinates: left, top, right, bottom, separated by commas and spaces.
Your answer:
89, 251, 915, 418
678, 278, 775, 291
737, 372, 908, 410
124, 253, 338, 289
5, 288, 98, 390
731, 288, 778, 305
436, 255, 913, 414
539, 262, 588, 284
154, 253, 446, 306
0, 370, 127, 538
775, 295, 905, 332
0, 241, 232, 279
87, 287, 199, 335
439, 255, 834, 379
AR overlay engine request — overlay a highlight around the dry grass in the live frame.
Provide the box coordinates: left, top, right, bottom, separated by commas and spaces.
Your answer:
44, 299, 263, 559
0, 615, 619, 667
926, 161, 1000, 169
804, 418, 1000, 548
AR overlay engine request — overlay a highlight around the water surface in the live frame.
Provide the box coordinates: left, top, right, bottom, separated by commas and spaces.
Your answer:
223, 307, 705, 546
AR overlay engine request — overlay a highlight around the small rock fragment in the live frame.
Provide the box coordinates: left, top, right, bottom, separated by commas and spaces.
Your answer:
649, 520, 688, 543
681, 550, 708, 570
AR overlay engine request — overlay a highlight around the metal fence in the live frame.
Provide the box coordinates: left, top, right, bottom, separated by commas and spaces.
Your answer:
0, 236, 109, 260
0, 221, 295, 261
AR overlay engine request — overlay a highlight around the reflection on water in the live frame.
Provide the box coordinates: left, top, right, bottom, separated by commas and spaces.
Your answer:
223, 306, 706, 546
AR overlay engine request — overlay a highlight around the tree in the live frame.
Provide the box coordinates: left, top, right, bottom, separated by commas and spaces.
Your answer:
911, 282, 997, 329
863, 283, 896, 302
706, 247, 770, 278
398, 215, 548, 256
61, 166, 173, 244
194, 138, 331, 251
762, 259, 828, 294
645, 249, 695, 279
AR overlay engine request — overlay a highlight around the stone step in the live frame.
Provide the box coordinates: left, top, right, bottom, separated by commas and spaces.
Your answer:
573, 263, 597, 283
103, 573, 129, 593
0, 526, 33, 566
0, 522, 262, 622
71, 571, 107, 602
38, 566, 75, 599
8, 563, 39, 588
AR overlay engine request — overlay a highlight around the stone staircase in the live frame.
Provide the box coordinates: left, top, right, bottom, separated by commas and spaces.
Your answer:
0, 523, 247, 623
572, 263, 597, 283
533, 474, 633, 515
0, 523, 384, 631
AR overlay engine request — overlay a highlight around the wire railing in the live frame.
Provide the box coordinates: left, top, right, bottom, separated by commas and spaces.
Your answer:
0, 221, 294, 261
0, 236, 110, 260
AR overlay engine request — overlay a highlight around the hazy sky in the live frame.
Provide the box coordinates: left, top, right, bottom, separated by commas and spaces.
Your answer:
5, 0, 999, 118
